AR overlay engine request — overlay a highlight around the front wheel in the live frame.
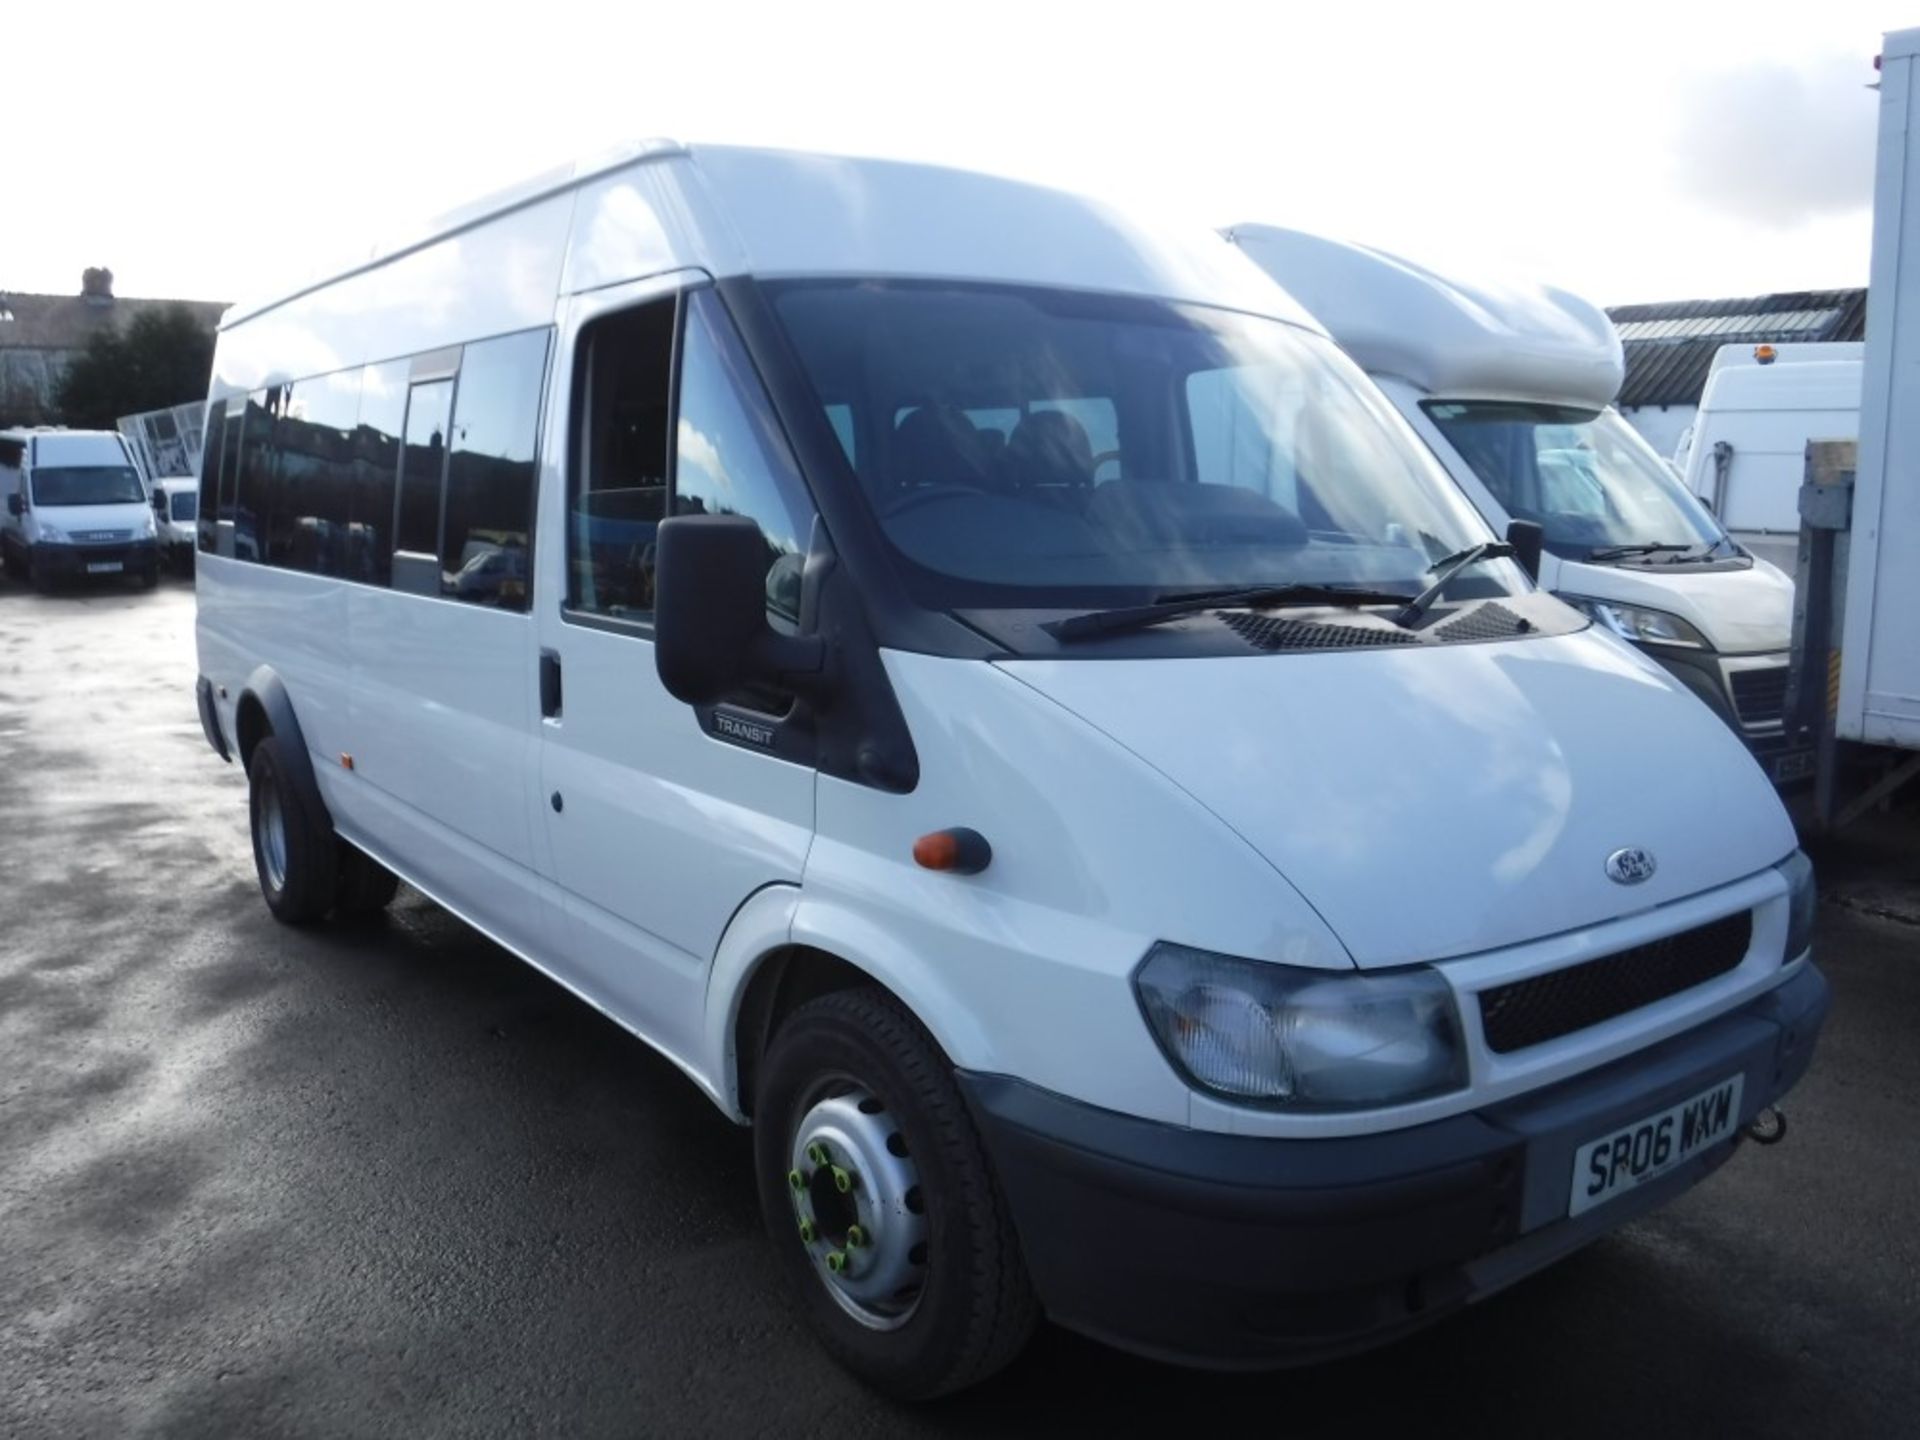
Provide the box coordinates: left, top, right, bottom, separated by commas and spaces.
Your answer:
754, 987, 1037, 1399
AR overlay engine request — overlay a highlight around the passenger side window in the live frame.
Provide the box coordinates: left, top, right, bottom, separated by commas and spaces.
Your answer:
352, 361, 407, 587
197, 406, 225, 554
441, 328, 548, 610
567, 296, 677, 617
273, 372, 359, 576
673, 288, 815, 629
394, 378, 454, 594
235, 392, 275, 560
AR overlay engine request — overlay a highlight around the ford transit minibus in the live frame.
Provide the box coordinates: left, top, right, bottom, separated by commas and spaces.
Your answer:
194, 143, 1827, 1398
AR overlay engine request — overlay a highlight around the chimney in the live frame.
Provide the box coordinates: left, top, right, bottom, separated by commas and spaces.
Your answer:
81, 267, 115, 305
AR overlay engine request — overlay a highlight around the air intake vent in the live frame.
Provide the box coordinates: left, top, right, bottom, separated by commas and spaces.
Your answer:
1435, 602, 1529, 643
1730, 665, 1789, 726
1477, 910, 1753, 1054
1219, 612, 1418, 651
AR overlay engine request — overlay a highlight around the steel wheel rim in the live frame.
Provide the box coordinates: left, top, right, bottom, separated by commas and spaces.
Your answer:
258, 784, 288, 892
786, 1080, 927, 1331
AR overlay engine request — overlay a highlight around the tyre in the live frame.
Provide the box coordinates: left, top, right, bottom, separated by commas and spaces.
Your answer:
1, 543, 20, 580
138, 565, 158, 589
754, 987, 1037, 1399
31, 561, 54, 595
334, 842, 400, 919
247, 736, 336, 924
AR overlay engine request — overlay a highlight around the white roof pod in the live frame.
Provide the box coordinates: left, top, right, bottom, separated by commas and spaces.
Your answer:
1222, 224, 1623, 408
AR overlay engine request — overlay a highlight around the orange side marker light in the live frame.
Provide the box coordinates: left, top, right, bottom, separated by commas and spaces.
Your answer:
913, 827, 992, 875
339, 753, 355, 771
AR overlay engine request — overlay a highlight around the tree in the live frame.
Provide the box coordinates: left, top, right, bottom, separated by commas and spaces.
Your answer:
54, 304, 216, 429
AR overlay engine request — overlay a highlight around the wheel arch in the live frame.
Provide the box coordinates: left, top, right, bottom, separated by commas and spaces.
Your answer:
236, 665, 331, 829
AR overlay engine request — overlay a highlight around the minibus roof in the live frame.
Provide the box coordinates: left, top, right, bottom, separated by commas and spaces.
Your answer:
1222, 224, 1623, 409
221, 142, 1320, 335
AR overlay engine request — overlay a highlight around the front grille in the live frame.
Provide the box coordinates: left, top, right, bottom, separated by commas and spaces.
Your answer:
72, 529, 131, 544
1477, 910, 1753, 1053
1729, 665, 1790, 727
1219, 612, 1417, 651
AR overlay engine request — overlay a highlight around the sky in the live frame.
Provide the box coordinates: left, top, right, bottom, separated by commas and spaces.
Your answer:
1, 1, 1899, 310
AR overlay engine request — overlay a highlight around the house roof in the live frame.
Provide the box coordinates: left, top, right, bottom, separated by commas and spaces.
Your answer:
1605, 288, 1867, 408
0, 290, 229, 352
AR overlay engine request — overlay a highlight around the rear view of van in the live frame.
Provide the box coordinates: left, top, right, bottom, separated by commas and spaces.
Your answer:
1679, 344, 1863, 572
0, 428, 161, 590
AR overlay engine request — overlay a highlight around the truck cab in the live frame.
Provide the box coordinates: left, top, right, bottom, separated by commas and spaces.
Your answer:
1225, 226, 1804, 785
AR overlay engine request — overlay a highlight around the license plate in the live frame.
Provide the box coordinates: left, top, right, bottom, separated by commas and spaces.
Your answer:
1771, 749, 1815, 783
1569, 1074, 1744, 1217
86, 561, 123, 574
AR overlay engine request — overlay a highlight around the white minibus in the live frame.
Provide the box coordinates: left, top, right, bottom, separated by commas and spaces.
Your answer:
1224, 227, 1807, 785
195, 143, 1827, 1397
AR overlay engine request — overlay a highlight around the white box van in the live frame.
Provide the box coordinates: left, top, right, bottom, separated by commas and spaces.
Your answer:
0, 428, 162, 590
194, 144, 1826, 1397
1678, 343, 1863, 573
1225, 228, 1807, 785
149, 475, 199, 572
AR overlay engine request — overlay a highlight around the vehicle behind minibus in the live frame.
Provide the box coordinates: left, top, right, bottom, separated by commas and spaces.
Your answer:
1224, 226, 1807, 785
193, 144, 1827, 1398
0, 428, 161, 590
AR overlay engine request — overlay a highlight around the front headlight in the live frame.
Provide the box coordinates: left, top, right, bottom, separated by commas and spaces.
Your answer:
1134, 943, 1468, 1110
36, 521, 68, 544
137, 510, 158, 538
1778, 850, 1815, 961
1560, 594, 1710, 649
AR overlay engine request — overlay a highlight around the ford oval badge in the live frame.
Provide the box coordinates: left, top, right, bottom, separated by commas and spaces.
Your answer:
1605, 847, 1657, 885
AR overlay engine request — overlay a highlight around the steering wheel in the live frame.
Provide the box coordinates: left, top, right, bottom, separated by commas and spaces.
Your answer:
879, 484, 986, 519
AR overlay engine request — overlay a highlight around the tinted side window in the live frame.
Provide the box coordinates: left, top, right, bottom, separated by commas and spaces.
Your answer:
396, 379, 453, 557
276, 371, 360, 575
352, 362, 406, 586
441, 328, 549, 610
217, 400, 243, 529
235, 391, 275, 560
197, 405, 225, 553
675, 289, 815, 630
568, 298, 676, 617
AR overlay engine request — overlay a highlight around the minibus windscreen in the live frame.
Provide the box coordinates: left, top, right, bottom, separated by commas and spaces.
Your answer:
1425, 401, 1728, 562
30, 466, 147, 506
768, 280, 1501, 607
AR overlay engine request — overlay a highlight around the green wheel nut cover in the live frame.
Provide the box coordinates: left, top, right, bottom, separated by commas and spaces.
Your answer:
798, 1218, 816, 1243
807, 1143, 828, 1165
832, 1166, 853, 1194
787, 1169, 804, 1191
826, 1251, 847, 1273
845, 1225, 866, 1248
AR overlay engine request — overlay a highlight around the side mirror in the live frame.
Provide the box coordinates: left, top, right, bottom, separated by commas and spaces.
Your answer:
1505, 518, 1544, 582
654, 514, 824, 706
5, 493, 20, 517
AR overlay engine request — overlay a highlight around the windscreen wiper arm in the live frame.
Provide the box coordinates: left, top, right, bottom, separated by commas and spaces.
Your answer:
1392, 541, 1515, 628
1587, 542, 1693, 561
1044, 583, 1415, 642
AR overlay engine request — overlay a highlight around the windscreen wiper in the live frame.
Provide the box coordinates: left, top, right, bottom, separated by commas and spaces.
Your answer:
1044, 583, 1415, 642
1587, 542, 1693, 561
1392, 540, 1516, 628
1659, 537, 1731, 563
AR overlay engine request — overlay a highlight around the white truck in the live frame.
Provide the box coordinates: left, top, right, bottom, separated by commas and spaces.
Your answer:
1225, 227, 1806, 784
1793, 26, 1920, 826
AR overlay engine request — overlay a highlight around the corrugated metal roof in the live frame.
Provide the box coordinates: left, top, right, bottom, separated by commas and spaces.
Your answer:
1606, 289, 1867, 408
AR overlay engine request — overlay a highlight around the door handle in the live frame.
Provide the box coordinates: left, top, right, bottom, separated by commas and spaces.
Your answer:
539, 648, 563, 720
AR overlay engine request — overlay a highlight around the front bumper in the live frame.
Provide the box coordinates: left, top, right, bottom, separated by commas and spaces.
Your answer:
32, 539, 159, 578
960, 962, 1828, 1369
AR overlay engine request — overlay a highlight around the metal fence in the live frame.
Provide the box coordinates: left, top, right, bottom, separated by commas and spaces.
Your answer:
117, 400, 209, 482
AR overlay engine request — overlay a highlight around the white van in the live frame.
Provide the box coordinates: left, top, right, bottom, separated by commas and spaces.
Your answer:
1678, 343, 1863, 573
149, 475, 200, 572
1225, 228, 1807, 785
194, 144, 1826, 1397
0, 428, 161, 590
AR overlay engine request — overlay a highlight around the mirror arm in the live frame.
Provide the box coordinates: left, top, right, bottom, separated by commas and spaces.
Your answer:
747, 631, 828, 693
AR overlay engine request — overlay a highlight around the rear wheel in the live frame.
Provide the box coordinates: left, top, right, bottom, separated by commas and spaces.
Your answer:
247, 737, 336, 924
334, 842, 400, 919
1, 542, 21, 580
754, 987, 1037, 1399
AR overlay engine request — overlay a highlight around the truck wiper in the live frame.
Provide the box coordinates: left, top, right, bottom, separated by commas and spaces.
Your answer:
1587, 542, 1693, 561
1044, 583, 1415, 642
1659, 537, 1731, 563
1392, 541, 1516, 628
